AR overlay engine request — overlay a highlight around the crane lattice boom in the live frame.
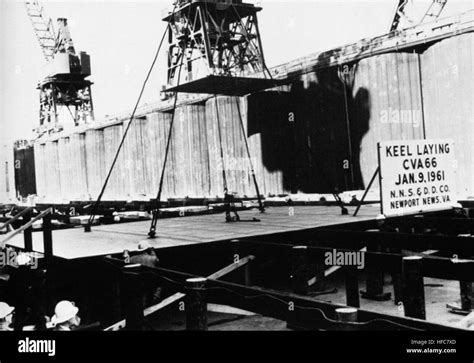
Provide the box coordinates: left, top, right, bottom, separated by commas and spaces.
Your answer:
24, 0, 56, 62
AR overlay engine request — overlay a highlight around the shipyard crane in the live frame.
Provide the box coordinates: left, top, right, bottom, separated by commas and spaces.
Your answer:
25, 1, 94, 132
389, 0, 448, 32
163, 0, 277, 95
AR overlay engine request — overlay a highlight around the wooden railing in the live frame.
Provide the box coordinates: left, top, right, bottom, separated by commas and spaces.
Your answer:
0, 207, 54, 260
0, 207, 34, 232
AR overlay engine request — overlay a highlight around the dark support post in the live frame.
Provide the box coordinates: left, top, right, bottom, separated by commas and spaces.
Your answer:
448, 251, 473, 314
42, 213, 53, 261
344, 265, 360, 308
122, 267, 144, 331
401, 256, 426, 320
291, 246, 309, 295
391, 247, 403, 304
23, 211, 33, 252
29, 268, 47, 331
230, 239, 251, 285
313, 250, 327, 292
244, 262, 251, 287
12, 265, 30, 331
460, 281, 473, 312
361, 242, 391, 301
230, 239, 240, 264
335, 307, 358, 331
392, 272, 403, 305
185, 277, 207, 331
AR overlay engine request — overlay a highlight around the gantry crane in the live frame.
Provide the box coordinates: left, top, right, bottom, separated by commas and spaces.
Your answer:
25, 1, 94, 132
163, 0, 275, 95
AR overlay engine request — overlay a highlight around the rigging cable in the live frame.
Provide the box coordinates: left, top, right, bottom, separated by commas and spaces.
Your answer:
148, 5, 191, 238
234, 97, 265, 212
85, 3, 178, 232
214, 96, 229, 195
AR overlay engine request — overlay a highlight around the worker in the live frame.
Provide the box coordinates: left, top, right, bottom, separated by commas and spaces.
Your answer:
51, 301, 81, 331
458, 311, 474, 330
130, 241, 160, 268
130, 241, 161, 305
0, 302, 14, 331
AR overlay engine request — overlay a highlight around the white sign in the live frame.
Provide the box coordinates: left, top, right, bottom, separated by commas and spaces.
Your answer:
378, 139, 456, 217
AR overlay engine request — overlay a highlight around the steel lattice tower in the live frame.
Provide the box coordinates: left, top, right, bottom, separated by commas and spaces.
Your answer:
163, 0, 266, 92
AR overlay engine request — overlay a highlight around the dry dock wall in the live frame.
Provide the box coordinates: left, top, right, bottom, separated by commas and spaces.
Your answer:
29, 31, 473, 203
420, 33, 474, 198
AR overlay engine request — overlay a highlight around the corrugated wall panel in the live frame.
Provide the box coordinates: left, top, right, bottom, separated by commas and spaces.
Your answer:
285, 69, 350, 193
139, 118, 153, 199
69, 133, 88, 200
103, 125, 127, 200
194, 105, 211, 197
172, 107, 189, 197
166, 113, 178, 199
85, 129, 105, 200
58, 137, 72, 201
245, 92, 290, 196
33, 143, 46, 200
13, 145, 36, 198
206, 98, 223, 198
123, 118, 148, 199
44, 141, 61, 203
206, 96, 255, 198
172, 105, 209, 198
145, 112, 174, 200
245, 95, 263, 196
421, 33, 474, 198
352, 52, 424, 189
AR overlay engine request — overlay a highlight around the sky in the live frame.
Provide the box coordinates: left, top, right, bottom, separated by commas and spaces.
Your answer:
1, 0, 472, 144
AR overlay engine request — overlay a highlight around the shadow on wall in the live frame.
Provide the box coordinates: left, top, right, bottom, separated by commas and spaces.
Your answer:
247, 62, 371, 194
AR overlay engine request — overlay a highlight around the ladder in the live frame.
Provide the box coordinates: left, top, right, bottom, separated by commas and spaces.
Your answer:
420, 0, 448, 23
24, 1, 56, 62
390, 0, 448, 32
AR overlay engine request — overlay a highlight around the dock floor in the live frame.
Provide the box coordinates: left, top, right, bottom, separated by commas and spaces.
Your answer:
7, 205, 380, 259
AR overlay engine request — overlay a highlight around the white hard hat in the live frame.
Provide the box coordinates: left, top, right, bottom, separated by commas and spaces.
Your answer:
51, 301, 79, 325
137, 241, 153, 251
0, 302, 14, 319
459, 312, 474, 330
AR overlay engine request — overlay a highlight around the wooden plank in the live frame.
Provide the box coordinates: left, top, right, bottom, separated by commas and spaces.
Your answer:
104, 255, 256, 331
207, 304, 256, 316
